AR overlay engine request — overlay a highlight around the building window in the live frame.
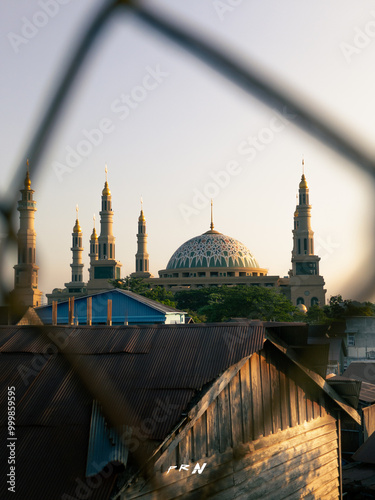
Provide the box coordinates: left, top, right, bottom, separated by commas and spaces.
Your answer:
140, 260, 143, 272
311, 297, 319, 306
296, 297, 305, 305
304, 238, 307, 253
347, 334, 355, 347
109, 244, 112, 259
298, 239, 301, 254
103, 243, 107, 258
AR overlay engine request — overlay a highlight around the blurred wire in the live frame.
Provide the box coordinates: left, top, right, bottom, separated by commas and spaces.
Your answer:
2, 0, 375, 496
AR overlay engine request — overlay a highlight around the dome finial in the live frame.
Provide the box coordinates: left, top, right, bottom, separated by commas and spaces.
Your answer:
139, 196, 145, 221
102, 164, 111, 196
91, 214, 98, 240
24, 158, 31, 189
73, 204, 81, 233
299, 158, 308, 189
210, 199, 214, 231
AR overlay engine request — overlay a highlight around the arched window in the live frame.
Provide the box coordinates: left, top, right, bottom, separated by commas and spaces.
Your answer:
311, 297, 319, 306
296, 297, 305, 305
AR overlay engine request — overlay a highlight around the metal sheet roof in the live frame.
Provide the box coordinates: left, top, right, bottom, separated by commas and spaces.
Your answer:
0, 322, 265, 499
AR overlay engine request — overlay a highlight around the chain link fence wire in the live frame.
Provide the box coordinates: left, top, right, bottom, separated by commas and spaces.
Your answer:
2, 0, 375, 497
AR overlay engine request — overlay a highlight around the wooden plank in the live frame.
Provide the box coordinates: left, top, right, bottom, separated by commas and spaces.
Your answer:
153, 355, 251, 470
239, 360, 253, 442
233, 415, 335, 457
297, 383, 307, 425
234, 449, 338, 498
289, 369, 298, 428
234, 429, 338, 483
229, 372, 243, 446
193, 413, 207, 462
260, 349, 273, 437
218, 385, 231, 452
363, 403, 375, 441
269, 350, 281, 433
278, 356, 290, 431
266, 330, 361, 424
234, 434, 338, 487
306, 395, 313, 422
206, 399, 220, 456
250, 352, 263, 439
283, 461, 339, 500
178, 428, 191, 464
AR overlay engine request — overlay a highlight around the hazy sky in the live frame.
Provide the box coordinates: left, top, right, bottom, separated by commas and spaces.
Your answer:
2, 0, 375, 303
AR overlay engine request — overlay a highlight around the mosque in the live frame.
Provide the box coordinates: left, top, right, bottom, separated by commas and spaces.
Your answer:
11, 163, 326, 310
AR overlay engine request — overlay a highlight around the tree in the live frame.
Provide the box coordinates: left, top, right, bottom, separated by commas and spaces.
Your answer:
185, 286, 298, 322
111, 276, 176, 307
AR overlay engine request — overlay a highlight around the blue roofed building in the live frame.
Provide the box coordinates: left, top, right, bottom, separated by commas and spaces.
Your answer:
36, 289, 186, 325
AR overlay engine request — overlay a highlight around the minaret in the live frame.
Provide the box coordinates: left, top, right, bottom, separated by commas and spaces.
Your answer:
64, 206, 85, 293
12, 161, 43, 308
289, 160, 326, 308
87, 166, 122, 291
131, 199, 152, 278
88, 214, 98, 280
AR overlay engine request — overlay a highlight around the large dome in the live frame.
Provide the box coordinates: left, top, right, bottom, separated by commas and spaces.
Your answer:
166, 230, 259, 270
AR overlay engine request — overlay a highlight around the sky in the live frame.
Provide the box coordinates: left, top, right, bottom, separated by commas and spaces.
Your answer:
1, 0, 375, 303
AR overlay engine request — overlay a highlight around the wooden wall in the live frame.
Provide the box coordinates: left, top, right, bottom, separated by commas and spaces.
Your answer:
123, 345, 340, 499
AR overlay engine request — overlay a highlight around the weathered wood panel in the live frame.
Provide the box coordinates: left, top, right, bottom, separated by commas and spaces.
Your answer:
229, 372, 243, 445
250, 352, 263, 439
122, 343, 344, 500
363, 403, 375, 441
239, 358, 252, 442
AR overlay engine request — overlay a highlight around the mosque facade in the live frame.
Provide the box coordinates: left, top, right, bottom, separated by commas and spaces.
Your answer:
12, 164, 326, 310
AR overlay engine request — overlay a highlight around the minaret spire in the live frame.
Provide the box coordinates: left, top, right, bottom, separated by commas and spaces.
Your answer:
210, 199, 214, 231
65, 204, 85, 292
11, 160, 43, 308
131, 198, 152, 278
289, 164, 326, 309
87, 166, 122, 291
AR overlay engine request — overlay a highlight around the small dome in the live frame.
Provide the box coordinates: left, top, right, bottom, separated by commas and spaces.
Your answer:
73, 219, 81, 233
90, 227, 98, 240
139, 210, 145, 222
166, 231, 259, 270
297, 303, 308, 313
299, 174, 308, 189
102, 181, 111, 196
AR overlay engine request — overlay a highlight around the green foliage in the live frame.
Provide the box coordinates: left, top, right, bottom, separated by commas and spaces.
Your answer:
178, 285, 297, 322
323, 295, 375, 319
111, 277, 176, 307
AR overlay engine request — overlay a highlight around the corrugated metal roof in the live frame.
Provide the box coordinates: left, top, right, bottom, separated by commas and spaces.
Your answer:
331, 375, 375, 404
0, 322, 265, 499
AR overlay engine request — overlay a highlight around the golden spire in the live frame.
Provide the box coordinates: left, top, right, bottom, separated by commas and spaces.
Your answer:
102, 164, 111, 196
139, 196, 145, 222
210, 199, 214, 231
91, 214, 98, 240
299, 159, 308, 189
24, 159, 31, 189
73, 204, 82, 233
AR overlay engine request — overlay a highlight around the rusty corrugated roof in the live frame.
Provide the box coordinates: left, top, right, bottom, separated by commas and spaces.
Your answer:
0, 322, 265, 500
